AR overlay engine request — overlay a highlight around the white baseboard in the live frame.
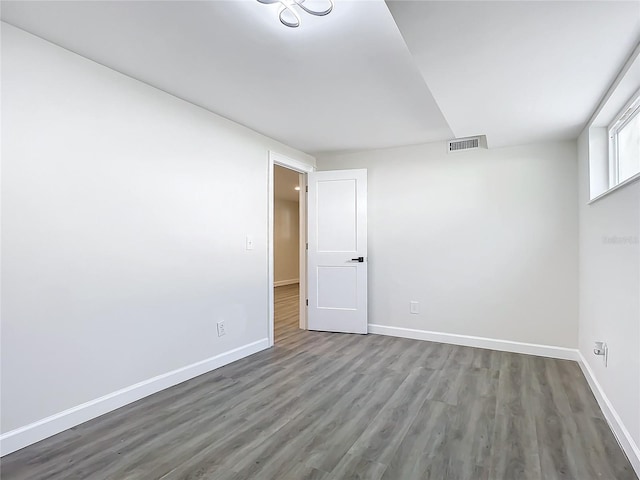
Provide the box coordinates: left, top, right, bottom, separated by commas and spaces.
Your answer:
368, 324, 579, 361
577, 352, 640, 477
0, 338, 269, 457
274, 279, 299, 287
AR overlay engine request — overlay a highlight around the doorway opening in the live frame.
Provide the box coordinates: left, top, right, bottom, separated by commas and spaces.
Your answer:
267, 152, 314, 347
273, 165, 302, 344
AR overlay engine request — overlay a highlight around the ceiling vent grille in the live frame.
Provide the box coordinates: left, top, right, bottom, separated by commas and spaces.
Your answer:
447, 136, 486, 153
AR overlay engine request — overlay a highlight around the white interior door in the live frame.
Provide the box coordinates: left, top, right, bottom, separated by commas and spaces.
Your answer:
307, 169, 367, 334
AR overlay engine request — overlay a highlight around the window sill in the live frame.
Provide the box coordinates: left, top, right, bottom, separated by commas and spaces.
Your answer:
589, 172, 640, 204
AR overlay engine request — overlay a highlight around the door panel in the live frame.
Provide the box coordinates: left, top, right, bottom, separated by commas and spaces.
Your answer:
308, 169, 367, 334
317, 266, 358, 309
317, 179, 357, 252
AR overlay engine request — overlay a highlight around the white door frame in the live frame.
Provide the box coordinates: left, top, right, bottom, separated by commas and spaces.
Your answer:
268, 151, 315, 347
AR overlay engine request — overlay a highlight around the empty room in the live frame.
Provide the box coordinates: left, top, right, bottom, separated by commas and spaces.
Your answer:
1, 1, 639, 479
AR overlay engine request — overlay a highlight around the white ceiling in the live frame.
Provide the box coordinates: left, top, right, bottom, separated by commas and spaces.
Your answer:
0, 0, 453, 154
2, 0, 639, 153
387, 0, 640, 148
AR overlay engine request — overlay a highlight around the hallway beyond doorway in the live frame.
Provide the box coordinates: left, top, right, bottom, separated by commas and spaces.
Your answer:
274, 284, 299, 344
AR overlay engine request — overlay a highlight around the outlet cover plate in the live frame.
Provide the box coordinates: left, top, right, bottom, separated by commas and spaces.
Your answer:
410, 301, 419, 314
217, 321, 226, 337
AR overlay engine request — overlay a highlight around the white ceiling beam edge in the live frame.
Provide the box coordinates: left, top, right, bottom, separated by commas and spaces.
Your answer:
386, 0, 640, 149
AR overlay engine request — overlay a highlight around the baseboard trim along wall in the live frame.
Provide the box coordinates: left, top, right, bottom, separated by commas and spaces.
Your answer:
274, 279, 299, 287
368, 324, 579, 361
0, 338, 270, 457
578, 352, 640, 477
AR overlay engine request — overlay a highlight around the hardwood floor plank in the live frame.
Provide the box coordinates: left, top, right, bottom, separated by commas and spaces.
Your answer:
342, 367, 437, 465
327, 453, 387, 480
304, 372, 406, 473
380, 399, 451, 480
489, 412, 542, 480
1, 284, 636, 480
554, 359, 605, 418
422, 457, 489, 480
228, 371, 385, 479
573, 413, 638, 480
281, 464, 332, 480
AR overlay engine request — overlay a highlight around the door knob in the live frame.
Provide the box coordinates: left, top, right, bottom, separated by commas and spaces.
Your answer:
351, 257, 364, 263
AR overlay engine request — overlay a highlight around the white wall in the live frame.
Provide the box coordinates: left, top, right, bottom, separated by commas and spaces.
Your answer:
577, 128, 640, 459
274, 199, 299, 285
317, 141, 579, 349
0, 23, 315, 438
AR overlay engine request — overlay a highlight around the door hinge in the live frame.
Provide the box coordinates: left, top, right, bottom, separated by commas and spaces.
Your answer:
305, 186, 308, 192
306, 299, 309, 306
306, 242, 308, 250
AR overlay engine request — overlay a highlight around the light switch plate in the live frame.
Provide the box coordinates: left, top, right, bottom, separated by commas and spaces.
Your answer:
246, 235, 254, 250
410, 301, 419, 314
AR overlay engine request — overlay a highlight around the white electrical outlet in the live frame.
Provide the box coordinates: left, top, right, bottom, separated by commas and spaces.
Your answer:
217, 321, 226, 337
594, 341, 608, 367
410, 301, 419, 314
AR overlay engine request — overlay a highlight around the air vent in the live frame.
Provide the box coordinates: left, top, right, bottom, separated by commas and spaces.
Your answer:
447, 136, 486, 153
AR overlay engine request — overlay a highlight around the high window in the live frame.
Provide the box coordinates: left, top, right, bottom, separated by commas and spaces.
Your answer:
609, 91, 640, 187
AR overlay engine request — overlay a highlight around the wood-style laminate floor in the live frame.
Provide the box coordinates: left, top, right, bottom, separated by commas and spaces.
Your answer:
1, 283, 636, 480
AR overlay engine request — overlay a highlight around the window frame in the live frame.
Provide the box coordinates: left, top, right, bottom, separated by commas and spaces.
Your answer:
608, 89, 640, 188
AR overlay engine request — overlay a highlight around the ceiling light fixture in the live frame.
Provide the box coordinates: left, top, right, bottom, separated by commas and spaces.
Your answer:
257, 0, 333, 28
